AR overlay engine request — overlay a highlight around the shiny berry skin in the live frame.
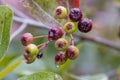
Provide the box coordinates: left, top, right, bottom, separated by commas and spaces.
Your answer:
63, 22, 76, 34
69, 8, 82, 22
55, 52, 67, 65
65, 45, 79, 60
48, 27, 64, 41
36, 52, 43, 59
54, 6, 67, 19
21, 33, 34, 46
25, 44, 39, 57
55, 38, 68, 50
78, 18, 92, 33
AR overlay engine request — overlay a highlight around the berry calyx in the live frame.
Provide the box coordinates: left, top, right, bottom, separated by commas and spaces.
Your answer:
21, 33, 34, 46
65, 45, 79, 60
69, 8, 82, 22
48, 27, 64, 41
24, 53, 36, 64
55, 52, 67, 65
63, 22, 76, 34
55, 38, 68, 51
25, 44, 39, 57
54, 6, 67, 19
78, 18, 92, 33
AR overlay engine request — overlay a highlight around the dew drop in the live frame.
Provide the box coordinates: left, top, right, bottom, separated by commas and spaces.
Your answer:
56, 65, 60, 68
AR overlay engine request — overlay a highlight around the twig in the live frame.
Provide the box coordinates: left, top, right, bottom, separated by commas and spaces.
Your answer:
0, 0, 30, 18
13, 16, 50, 29
106, 69, 117, 78
12, 16, 120, 51
10, 23, 28, 42
10, 16, 50, 41
75, 34, 120, 51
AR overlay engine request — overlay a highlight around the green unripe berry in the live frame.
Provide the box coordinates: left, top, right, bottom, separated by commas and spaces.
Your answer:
25, 44, 39, 57
63, 22, 76, 34
55, 38, 68, 51
54, 6, 67, 19
26, 56, 36, 64
65, 45, 79, 60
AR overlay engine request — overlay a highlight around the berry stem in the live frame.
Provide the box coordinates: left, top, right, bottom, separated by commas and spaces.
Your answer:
34, 35, 48, 39
70, 34, 74, 45
63, 32, 66, 38
37, 41, 50, 50
66, 0, 70, 13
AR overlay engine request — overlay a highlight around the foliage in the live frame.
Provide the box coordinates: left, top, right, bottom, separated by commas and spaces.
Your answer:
0, 0, 120, 80
18, 72, 63, 80
0, 5, 13, 61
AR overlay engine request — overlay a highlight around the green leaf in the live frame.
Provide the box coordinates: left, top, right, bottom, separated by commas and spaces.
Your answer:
0, 5, 13, 61
68, 73, 108, 80
0, 60, 23, 79
0, 55, 16, 67
14, 59, 47, 75
59, 59, 73, 74
89, 74, 108, 80
18, 71, 63, 80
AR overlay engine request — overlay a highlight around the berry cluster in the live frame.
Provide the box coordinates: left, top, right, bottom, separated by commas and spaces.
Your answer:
53, 6, 93, 65
21, 6, 93, 65
21, 33, 47, 64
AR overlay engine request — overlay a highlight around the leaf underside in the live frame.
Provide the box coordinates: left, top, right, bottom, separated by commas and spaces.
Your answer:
18, 71, 63, 80
0, 5, 13, 61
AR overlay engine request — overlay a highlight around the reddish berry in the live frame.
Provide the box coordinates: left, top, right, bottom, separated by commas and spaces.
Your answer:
63, 22, 76, 34
48, 27, 64, 41
55, 38, 68, 50
54, 6, 67, 19
69, 8, 82, 22
78, 18, 92, 33
55, 52, 67, 65
24, 53, 36, 64
65, 45, 79, 60
25, 44, 39, 57
21, 33, 34, 46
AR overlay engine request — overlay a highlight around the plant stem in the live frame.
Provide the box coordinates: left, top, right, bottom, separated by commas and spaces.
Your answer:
70, 34, 74, 45
74, 34, 120, 51
37, 41, 50, 50
34, 35, 48, 39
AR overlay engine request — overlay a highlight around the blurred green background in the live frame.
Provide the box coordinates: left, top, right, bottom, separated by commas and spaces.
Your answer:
0, 0, 120, 80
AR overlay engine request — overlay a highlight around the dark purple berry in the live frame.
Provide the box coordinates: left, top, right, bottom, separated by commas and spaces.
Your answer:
48, 27, 64, 41
69, 8, 82, 22
78, 18, 92, 33
36, 52, 43, 59
55, 52, 67, 65
21, 33, 34, 46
